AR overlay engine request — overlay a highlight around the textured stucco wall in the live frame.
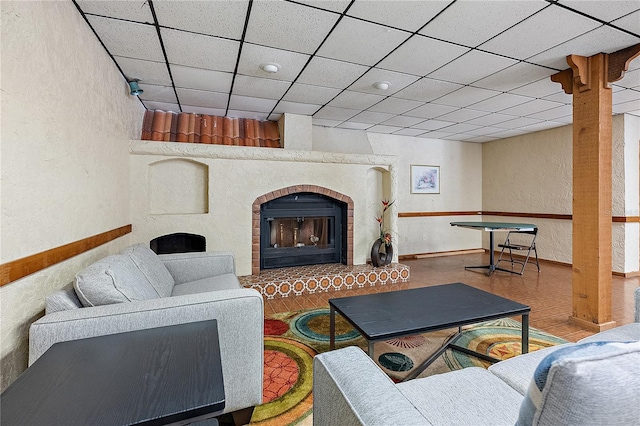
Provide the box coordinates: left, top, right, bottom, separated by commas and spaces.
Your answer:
366, 133, 483, 254
129, 142, 396, 275
0, 1, 144, 390
482, 116, 638, 273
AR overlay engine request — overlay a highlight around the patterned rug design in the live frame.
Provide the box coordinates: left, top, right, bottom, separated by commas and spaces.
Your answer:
249, 308, 567, 425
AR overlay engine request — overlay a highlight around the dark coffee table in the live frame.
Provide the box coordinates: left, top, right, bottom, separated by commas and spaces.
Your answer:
1, 320, 225, 425
329, 282, 530, 381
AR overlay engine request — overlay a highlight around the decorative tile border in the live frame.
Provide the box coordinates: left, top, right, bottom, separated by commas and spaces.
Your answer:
239, 263, 410, 299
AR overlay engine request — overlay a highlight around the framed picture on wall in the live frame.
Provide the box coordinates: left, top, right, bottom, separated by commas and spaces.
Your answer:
411, 165, 440, 194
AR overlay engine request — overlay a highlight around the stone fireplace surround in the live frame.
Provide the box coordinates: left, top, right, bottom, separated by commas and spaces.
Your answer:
129, 134, 402, 286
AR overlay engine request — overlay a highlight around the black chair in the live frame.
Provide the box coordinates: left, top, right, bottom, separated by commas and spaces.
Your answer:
496, 229, 540, 275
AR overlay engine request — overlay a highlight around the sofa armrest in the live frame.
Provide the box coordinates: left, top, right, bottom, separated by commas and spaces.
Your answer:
313, 346, 430, 426
29, 288, 263, 414
159, 251, 236, 285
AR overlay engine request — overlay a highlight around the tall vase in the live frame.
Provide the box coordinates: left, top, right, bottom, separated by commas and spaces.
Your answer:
371, 239, 394, 267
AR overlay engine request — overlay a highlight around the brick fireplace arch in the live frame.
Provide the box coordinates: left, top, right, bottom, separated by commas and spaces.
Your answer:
252, 185, 354, 274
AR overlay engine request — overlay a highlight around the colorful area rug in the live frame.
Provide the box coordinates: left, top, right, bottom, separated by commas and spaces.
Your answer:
248, 308, 567, 425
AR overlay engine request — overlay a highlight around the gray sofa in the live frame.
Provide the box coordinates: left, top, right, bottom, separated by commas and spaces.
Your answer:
313, 288, 640, 426
29, 244, 263, 423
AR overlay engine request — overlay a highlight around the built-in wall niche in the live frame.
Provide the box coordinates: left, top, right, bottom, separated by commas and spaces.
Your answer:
148, 159, 208, 214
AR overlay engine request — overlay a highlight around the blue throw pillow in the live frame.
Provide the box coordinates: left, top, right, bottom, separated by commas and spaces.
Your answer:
516, 340, 640, 426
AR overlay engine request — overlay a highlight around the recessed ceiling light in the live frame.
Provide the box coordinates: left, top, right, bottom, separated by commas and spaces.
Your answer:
373, 81, 390, 91
260, 63, 280, 73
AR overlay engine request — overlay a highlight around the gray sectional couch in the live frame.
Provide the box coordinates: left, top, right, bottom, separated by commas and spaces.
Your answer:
29, 244, 263, 421
313, 288, 640, 426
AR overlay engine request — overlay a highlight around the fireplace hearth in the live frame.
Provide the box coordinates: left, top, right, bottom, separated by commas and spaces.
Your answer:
260, 192, 346, 269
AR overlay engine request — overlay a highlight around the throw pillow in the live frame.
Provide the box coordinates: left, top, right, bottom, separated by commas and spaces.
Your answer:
516, 340, 640, 426
74, 255, 161, 307
120, 243, 175, 297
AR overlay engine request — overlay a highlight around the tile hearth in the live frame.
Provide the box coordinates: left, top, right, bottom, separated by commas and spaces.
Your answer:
239, 263, 410, 299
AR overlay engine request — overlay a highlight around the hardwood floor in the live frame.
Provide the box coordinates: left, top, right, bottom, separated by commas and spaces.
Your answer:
263, 253, 640, 342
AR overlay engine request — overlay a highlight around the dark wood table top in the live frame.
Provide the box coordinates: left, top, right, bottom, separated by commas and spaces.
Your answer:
329, 282, 530, 341
1, 320, 225, 425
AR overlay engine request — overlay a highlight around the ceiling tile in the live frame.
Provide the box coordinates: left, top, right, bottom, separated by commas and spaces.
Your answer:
76, 0, 153, 23
611, 10, 640, 33
613, 99, 640, 114
527, 26, 640, 69
367, 125, 404, 134
114, 56, 171, 86
437, 123, 482, 134
273, 101, 321, 115
337, 122, 373, 130
435, 108, 490, 123
472, 63, 555, 92
244, 0, 339, 54
614, 68, 640, 89
468, 93, 534, 113
295, 0, 351, 13
327, 90, 386, 109
464, 126, 506, 136
493, 116, 544, 129
393, 78, 463, 102
542, 91, 573, 104
393, 128, 427, 137
498, 99, 565, 117
347, 0, 449, 32
153, 0, 248, 39
171, 65, 233, 93
237, 43, 310, 82
613, 88, 640, 105
428, 50, 518, 85
138, 84, 177, 103
478, 5, 601, 60
434, 87, 500, 107
176, 88, 229, 109
510, 77, 566, 99
528, 104, 573, 121
381, 115, 425, 127
378, 35, 470, 77
348, 111, 395, 124
418, 131, 455, 139
142, 101, 180, 111
228, 95, 277, 112
317, 17, 408, 66
86, 16, 164, 61
411, 119, 456, 131
490, 129, 528, 138
282, 83, 342, 104
161, 28, 239, 71
349, 68, 420, 96
368, 98, 425, 114
182, 106, 227, 116
420, 1, 547, 47
297, 57, 369, 89
465, 113, 517, 126
559, 1, 640, 22
404, 102, 458, 119
232, 75, 291, 99
519, 121, 566, 132
313, 106, 360, 121
465, 136, 499, 143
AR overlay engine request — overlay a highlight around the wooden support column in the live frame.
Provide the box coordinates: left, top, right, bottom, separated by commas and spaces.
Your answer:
551, 44, 639, 332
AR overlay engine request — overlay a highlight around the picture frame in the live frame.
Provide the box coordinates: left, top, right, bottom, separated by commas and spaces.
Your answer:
411, 165, 440, 194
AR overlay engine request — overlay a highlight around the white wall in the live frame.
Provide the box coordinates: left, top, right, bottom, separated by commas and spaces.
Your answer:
0, 1, 143, 390
482, 115, 639, 273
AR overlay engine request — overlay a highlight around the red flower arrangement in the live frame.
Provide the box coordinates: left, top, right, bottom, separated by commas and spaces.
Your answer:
376, 199, 394, 246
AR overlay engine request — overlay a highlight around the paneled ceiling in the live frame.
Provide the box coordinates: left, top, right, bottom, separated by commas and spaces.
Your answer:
75, 0, 640, 142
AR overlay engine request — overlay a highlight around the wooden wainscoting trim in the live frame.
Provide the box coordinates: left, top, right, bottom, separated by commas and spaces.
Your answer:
399, 211, 638, 223
0, 225, 132, 286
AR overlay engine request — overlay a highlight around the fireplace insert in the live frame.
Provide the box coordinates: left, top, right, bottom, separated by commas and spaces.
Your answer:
260, 192, 346, 269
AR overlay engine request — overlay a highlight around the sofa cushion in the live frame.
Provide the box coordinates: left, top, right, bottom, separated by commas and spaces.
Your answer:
516, 340, 640, 426
45, 285, 83, 314
119, 244, 175, 297
74, 255, 160, 307
171, 273, 241, 296
397, 367, 523, 426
